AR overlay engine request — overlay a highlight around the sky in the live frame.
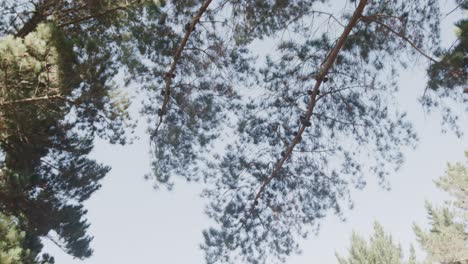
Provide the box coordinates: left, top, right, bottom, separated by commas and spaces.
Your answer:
43, 1, 467, 263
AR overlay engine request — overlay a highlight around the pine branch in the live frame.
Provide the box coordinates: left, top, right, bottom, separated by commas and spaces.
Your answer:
154, 0, 214, 134
363, 16, 438, 64
249, 0, 369, 213
15, 0, 53, 37
0, 95, 64, 107
58, 0, 141, 28
46, 234, 70, 256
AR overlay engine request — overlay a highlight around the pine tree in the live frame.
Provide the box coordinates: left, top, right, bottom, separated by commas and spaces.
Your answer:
413, 152, 468, 264
339, 152, 468, 264
0, 0, 465, 263
0, 0, 157, 260
87, 0, 461, 262
336, 222, 416, 264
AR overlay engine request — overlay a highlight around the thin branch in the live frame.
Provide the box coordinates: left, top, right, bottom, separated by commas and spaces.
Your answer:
249, 0, 369, 213
46, 234, 70, 256
363, 16, 438, 64
443, 4, 461, 19
40, 158, 61, 172
58, 0, 140, 28
311, 10, 346, 28
153, 0, 213, 134
0, 95, 64, 107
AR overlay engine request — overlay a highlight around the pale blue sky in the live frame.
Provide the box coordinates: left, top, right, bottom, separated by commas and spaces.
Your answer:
44, 1, 467, 263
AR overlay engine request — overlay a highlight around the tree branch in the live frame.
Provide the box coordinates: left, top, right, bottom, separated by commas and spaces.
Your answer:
363, 16, 438, 64
58, 0, 141, 28
154, 0, 213, 134
0, 95, 64, 107
249, 0, 369, 213
15, 0, 52, 37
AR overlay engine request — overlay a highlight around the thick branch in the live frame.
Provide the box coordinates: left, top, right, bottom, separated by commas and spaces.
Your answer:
250, 0, 369, 212
15, 0, 52, 37
154, 0, 213, 133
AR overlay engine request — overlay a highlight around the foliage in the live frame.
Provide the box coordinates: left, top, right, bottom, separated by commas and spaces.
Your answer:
336, 222, 417, 264
0, 0, 465, 263
413, 152, 468, 263
339, 152, 468, 264
140, 1, 446, 263
0, 0, 152, 260
0, 213, 28, 264
0, 212, 54, 264
427, 2, 467, 91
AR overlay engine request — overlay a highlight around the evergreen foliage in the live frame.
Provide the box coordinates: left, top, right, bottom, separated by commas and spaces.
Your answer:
427, 1, 467, 91
413, 152, 468, 264
340, 152, 468, 264
336, 222, 417, 264
0, 0, 154, 260
0, 213, 29, 264
0, 0, 465, 263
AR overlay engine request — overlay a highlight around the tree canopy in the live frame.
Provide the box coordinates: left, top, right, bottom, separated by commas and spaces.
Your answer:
0, 0, 466, 263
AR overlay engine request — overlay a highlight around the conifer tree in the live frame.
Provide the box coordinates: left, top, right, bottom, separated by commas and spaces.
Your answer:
336, 222, 417, 264
413, 152, 468, 264
0, 0, 157, 260
339, 152, 468, 264
0, 0, 465, 263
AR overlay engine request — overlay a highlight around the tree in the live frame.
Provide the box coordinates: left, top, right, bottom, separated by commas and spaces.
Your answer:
413, 152, 468, 264
0, 0, 158, 260
339, 152, 468, 264
35, 0, 458, 263
336, 222, 418, 264
0, 0, 465, 263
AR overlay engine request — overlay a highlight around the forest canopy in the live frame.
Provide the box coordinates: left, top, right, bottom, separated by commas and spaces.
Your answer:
0, 0, 466, 263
